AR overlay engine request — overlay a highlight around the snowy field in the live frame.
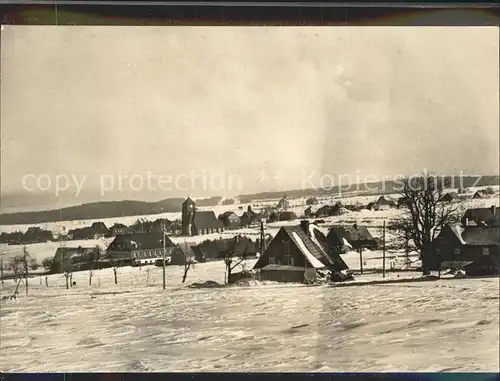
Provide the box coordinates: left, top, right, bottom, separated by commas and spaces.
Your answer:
0, 259, 498, 372
1, 262, 499, 372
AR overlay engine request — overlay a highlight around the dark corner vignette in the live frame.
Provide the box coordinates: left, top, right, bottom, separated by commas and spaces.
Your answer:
0, 2, 497, 26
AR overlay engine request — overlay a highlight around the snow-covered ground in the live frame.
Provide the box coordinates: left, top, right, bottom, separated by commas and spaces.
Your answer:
0, 259, 498, 372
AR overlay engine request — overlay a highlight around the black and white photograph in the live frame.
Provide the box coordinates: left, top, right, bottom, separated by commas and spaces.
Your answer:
0, 24, 499, 372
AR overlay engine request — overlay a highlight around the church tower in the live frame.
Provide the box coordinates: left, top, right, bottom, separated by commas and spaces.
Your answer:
181, 197, 196, 236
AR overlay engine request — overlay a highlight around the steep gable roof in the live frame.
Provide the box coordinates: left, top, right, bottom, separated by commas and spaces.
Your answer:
176, 242, 197, 258
91, 222, 109, 233
110, 232, 175, 251
111, 223, 128, 229
194, 211, 224, 230
183, 197, 196, 206
462, 207, 500, 227
254, 225, 348, 271
54, 246, 96, 263
439, 192, 459, 201
329, 225, 374, 243
462, 227, 500, 246
445, 224, 500, 247
376, 196, 396, 206
473, 190, 488, 199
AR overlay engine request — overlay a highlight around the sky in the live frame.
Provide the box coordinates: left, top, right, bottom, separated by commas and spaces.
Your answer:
1, 26, 499, 211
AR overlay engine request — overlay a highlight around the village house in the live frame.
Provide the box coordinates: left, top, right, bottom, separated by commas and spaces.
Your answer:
327, 224, 378, 252
68, 227, 96, 240
15, 226, 54, 244
181, 197, 224, 236
397, 196, 409, 209
344, 203, 364, 212
170, 242, 197, 265
306, 197, 319, 206
278, 211, 297, 221
253, 220, 349, 283
67, 222, 109, 240
106, 232, 176, 266
473, 190, 488, 199
461, 206, 500, 227
315, 204, 344, 218
90, 222, 109, 238
51, 246, 99, 274
367, 196, 396, 211
438, 192, 459, 203
276, 196, 290, 210
240, 210, 257, 227
240, 206, 261, 227
304, 206, 314, 218
107, 223, 131, 237
218, 211, 241, 230
432, 224, 500, 275
194, 236, 258, 263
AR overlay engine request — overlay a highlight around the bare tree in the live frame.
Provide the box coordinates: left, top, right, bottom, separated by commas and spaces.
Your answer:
179, 242, 194, 284
221, 236, 249, 284
9, 254, 25, 283
111, 260, 118, 285
10, 247, 31, 294
22, 246, 30, 295
88, 245, 102, 287
63, 258, 73, 289
2, 278, 22, 300
93, 245, 102, 271
1, 256, 4, 285
29, 257, 40, 271
41, 257, 53, 272
58, 239, 72, 289
391, 173, 462, 275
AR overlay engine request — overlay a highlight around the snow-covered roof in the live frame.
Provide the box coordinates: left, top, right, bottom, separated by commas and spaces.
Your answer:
291, 232, 325, 269
450, 224, 467, 245
342, 237, 353, 248
308, 224, 330, 260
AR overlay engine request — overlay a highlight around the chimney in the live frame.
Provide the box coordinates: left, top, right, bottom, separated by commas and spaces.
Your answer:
300, 220, 310, 236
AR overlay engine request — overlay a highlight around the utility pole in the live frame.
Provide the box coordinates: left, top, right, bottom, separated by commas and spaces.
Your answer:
1, 257, 4, 285
162, 221, 166, 290
259, 219, 266, 255
23, 246, 29, 295
382, 220, 386, 279
359, 248, 363, 275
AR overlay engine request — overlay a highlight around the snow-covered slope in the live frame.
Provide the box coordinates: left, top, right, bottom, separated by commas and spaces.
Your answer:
0, 262, 497, 372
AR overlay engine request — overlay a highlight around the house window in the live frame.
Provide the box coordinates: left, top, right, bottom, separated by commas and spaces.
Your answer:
483, 247, 490, 256
453, 248, 460, 255
269, 256, 275, 264
290, 257, 295, 266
